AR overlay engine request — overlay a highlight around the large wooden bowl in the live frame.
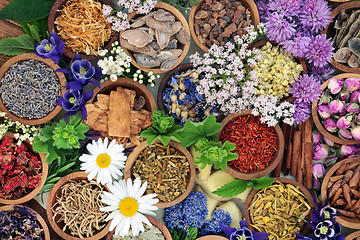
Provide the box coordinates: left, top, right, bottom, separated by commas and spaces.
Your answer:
47, 172, 111, 240
0, 205, 50, 240
105, 215, 172, 240
189, 0, 260, 53
48, 0, 119, 61
120, 2, 190, 73
0, 53, 66, 125
218, 110, 284, 180
325, 2, 360, 73
312, 73, 360, 145
0, 133, 48, 205
124, 140, 196, 208
244, 177, 314, 236
347, 231, 360, 240
196, 236, 228, 240
321, 157, 360, 229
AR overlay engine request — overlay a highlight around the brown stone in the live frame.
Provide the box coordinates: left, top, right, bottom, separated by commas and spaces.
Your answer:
221, 23, 237, 38
227, 9, 235, 19
194, 23, 200, 35
195, 10, 208, 20
203, 23, 212, 33
209, 18, 218, 26
232, 9, 244, 23
219, 9, 226, 18
219, 19, 227, 28
212, 2, 224, 11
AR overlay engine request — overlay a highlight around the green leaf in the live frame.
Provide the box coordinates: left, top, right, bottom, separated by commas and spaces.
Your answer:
74, 123, 89, 138
199, 115, 222, 136
31, 17, 48, 37
188, 227, 198, 240
0, 34, 35, 56
70, 114, 82, 126
28, 23, 41, 43
252, 177, 274, 190
212, 179, 249, 198
20, 23, 31, 35
42, 126, 53, 138
46, 176, 62, 184
0, 0, 55, 23
141, 127, 158, 146
158, 135, 171, 146
55, 162, 76, 173
32, 136, 49, 153
53, 135, 70, 149
46, 144, 60, 164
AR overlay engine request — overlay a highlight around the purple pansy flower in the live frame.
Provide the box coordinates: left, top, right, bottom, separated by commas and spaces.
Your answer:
221, 220, 269, 240
34, 31, 65, 64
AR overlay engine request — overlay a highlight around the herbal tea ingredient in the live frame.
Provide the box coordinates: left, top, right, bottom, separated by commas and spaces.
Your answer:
0, 59, 61, 119
55, 0, 112, 55
220, 115, 278, 173
0, 206, 43, 240
249, 182, 311, 240
112, 224, 165, 240
52, 180, 109, 238
132, 144, 190, 202
252, 42, 303, 99
0, 137, 42, 200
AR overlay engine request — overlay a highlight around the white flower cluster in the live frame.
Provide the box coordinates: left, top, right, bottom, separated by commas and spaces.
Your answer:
117, 0, 157, 14
132, 69, 158, 87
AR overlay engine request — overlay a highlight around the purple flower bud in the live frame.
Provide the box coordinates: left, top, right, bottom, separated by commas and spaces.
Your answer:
339, 88, 350, 101
339, 129, 353, 139
345, 78, 360, 93
329, 100, 345, 114
313, 130, 322, 144
346, 103, 360, 113
351, 126, 360, 140
313, 144, 329, 161
313, 178, 320, 190
313, 163, 325, 179
350, 91, 360, 104
328, 78, 343, 94
319, 94, 331, 105
318, 104, 330, 119
323, 137, 334, 146
340, 145, 358, 156
324, 118, 337, 133
336, 116, 352, 130
325, 157, 337, 168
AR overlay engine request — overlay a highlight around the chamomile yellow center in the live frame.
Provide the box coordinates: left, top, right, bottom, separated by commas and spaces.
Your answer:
119, 197, 138, 217
96, 154, 111, 168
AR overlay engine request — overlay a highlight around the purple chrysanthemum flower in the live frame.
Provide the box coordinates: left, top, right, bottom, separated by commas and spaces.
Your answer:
306, 34, 334, 68
254, 0, 269, 22
299, 0, 332, 34
293, 100, 311, 125
265, 12, 296, 43
267, 0, 301, 16
308, 63, 335, 83
281, 35, 311, 58
289, 74, 322, 103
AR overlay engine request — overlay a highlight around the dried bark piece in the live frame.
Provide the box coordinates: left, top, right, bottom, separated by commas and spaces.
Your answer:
121, 39, 157, 57
121, 29, 153, 48
108, 91, 131, 137
146, 17, 172, 32
84, 104, 108, 132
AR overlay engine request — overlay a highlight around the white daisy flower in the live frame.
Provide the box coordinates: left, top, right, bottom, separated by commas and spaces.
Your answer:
100, 178, 159, 237
80, 138, 126, 185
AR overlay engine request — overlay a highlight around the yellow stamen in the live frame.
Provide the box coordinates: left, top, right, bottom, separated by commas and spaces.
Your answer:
119, 197, 138, 217
96, 154, 111, 168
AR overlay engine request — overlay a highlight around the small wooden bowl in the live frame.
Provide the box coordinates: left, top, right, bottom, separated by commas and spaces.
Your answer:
124, 140, 196, 208
0, 133, 48, 205
47, 172, 111, 240
0, 205, 50, 240
0, 53, 66, 125
346, 231, 360, 240
321, 157, 360, 229
325, 2, 360, 73
312, 73, 360, 145
189, 0, 260, 53
48, 0, 119, 61
196, 236, 228, 240
105, 215, 172, 240
218, 110, 284, 180
120, 2, 190, 73
244, 177, 314, 236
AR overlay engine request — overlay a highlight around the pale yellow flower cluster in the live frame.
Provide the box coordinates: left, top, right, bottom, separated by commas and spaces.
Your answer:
253, 42, 303, 99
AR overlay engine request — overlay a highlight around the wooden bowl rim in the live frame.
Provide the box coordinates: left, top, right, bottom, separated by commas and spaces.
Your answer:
311, 73, 360, 145
0, 205, 51, 240
46, 171, 111, 240
321, 157, 360, 229
189, 0, 260, 53
0, 53, 66, 125
217, 110, 284, 180
0, 133, 48, 205
120, 2, 190, 73
48, 0, 119, 61
196, 236, 228, 240
105, 215, 172, 240
244, 177, 314, 234
124, 139, 196, 208
346, 230, 360, 240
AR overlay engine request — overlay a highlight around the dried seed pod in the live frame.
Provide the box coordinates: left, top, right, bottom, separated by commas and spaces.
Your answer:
351, 188, 360, 198
342, 170, 354, 185
331, 188, 343, 205
330, 174, 344, 183
349, 164, 360, 188
329, 180, 342, 198
343, 184, 352, 206
334, 199, 347, 206
349, 199, 360, 212
337, 208, 356, 218
345, 199, 357, 210
337, 163, 349, 175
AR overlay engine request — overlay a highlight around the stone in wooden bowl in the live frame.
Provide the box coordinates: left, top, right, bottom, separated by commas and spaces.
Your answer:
105, 215, 172, 240
120, 2, 191, 73
347, 231, 360, 240
47, 172, 111, 240
321, 157, 360, 229
189, 0, 260, 53
217, 110, 284, 180
48, 0, 119, 61
0, 133, 48, 205
0, 205, 51, 240
124, 140, 196, 208
312, 73, 360, 145
0, 53, 66, 125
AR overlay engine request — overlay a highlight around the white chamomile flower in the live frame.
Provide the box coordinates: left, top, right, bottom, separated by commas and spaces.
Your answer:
80, 138, 126, 185
100, 178, 159, 237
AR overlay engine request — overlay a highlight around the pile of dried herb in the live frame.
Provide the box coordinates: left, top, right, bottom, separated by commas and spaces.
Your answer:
112, 224, 165, 240
52, 180, 109, 238
132, 143, 190, 202
249, 181, 311, 240
0, 206, 43, 239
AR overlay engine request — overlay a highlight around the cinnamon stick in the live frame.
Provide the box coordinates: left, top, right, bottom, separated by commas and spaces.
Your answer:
297, 124, 305, 184
274, 123, 290, 177
284, 126, 294, 175
108, 90, 131, 137
291, 129, 301, 176
304, 118, 313, 189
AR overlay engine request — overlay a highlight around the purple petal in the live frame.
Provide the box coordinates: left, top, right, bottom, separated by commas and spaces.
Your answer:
252, 231, 270, 240
220, 224, 236, 237
56, 96, 64, 106
93, 66, 103, 79
74, 53, 82, 61
63, 111, 77, 119
89, 80, 100, 89
81, 105, 88, 120
71, 60, 82, 74
67, 81, 83, 91
240, 220, 248, 229
83, 90, 93, 102
56, 68, 73, 78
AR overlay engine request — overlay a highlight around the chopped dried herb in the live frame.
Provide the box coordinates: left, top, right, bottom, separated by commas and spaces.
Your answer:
112, 224, 165, 240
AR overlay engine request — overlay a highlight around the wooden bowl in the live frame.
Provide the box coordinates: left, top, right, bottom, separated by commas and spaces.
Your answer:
346, 231, 360, 240
218, 110, 284, 180
244, 177, 314, 236
196, 236, 228, 240
0, 205, 50, 239
124, 140, 196, 208
325, 2, 360, 73
0, 53, 66, 125
321, 157, 360, 229
48, 0, 119, 61
120, 2, 190, 73
47, 172, 111, 240
312, 73, 360, 145
189, 0, 260, 53
0, 133, 48, 205
105, 215, 172, 240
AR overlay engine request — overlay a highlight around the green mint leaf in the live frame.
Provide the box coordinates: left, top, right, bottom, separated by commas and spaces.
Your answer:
28, 23, 41, 43
212, 179, 249, 197
252, 177, 274, 190
188, 227, 198, 240
0, 34, 35, 56
46, 144, 60, 163
32, 136, 49, 153
158, 134, 171, 146
53, 135, 70, 149
31, 17, 49, 37
141, 127, 158, 146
